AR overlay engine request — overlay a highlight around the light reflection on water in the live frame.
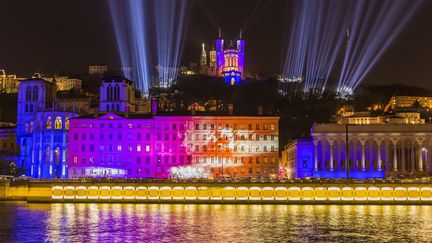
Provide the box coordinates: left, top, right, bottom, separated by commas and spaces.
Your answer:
1, 202, 432, 242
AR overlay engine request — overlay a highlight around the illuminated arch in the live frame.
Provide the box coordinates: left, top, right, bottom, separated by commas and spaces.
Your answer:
54, 116, 62, 129
46, 116, 52, 129
54, 147, 61, 164
65, 117, 70, 130
32, 86, 38, 101
25, 86, 31, 101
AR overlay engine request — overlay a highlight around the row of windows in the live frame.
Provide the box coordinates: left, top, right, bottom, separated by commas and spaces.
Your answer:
72, 167, 275, 176
73, 155, 277, 166
25, 86, 38, 101
73, 143, 277, 153
72, 132, 277, 142
73, 122, 276, 131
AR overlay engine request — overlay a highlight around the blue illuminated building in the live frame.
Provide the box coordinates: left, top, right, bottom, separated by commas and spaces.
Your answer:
215, 31, 245, 85
17, 78, 79, 178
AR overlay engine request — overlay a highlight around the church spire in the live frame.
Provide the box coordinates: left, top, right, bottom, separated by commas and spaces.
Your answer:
200, 43, 207, 66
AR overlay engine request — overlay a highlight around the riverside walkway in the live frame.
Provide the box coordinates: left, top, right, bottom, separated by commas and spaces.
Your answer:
1, 178, 432, 204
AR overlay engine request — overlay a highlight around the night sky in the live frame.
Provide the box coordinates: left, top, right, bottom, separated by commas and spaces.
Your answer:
1, 0, 431, 88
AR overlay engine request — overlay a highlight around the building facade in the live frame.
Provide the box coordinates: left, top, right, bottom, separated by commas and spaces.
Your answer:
281, 139, 313, 179
0, 70, 24, 93
386, 95, 432, 111
16, 78, 81, 178
88, 65, 108, 75
68, 114, 279, 179
0, 126, 19, 166
282, 124, 432, 179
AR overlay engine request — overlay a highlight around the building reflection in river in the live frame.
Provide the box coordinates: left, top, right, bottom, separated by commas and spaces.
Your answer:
1, 203, 432, 242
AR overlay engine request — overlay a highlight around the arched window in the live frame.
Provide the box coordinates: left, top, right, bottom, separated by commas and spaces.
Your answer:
109, 86, 113, 101
54, 116, 62, 129
46, 116, 52, 129
25, 87, 31, 101
65, 117, 70, 130
45, 146, 50, 163
115, 85, 120, 101
55, 147, 61, 164
30, 121, 33, 133
32, 87, 38, 101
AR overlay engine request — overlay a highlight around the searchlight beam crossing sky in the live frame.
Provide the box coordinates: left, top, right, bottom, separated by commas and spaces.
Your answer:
108, 0, 191, 92
282, 0, 423, 96
337, 0, 424, 97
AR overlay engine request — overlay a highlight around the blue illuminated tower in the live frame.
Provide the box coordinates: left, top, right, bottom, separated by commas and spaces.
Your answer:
215, 29, 225, 77
17, 78, 52, 177
214, 29, 245, 85
237, 30, 245, 79
99, 76, 136, 113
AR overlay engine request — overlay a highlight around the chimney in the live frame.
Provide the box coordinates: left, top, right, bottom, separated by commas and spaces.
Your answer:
228, 104, 234, 115
257, 106, 263, 115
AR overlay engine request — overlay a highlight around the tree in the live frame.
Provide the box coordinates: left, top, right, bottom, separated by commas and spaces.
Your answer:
0, 157, 23, 176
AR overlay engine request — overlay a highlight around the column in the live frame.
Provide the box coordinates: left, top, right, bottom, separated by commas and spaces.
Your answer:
417, 138, 424, 172
321, 141, 326, 170
411, 146, 415, 172
376, 139, 382, 171
337, 141, 342, 170
313, 140, 319, 171
392, 139, 398, 172
401, 141, 405, 173
329, 139, 334, 171
360, 139, 366, 171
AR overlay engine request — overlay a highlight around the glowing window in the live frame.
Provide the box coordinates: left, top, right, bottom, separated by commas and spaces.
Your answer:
54, 117, 62, 129
137, 145, 141, 152
54, 147, 61, 164
46, 116, 52, 129
146, 145, 150, 152
117, 145, 122, 151
73, 156, 78, 164
45, 146, 50, 163
65, 117, 70, 130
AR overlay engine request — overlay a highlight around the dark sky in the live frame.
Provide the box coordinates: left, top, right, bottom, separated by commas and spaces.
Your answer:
1, 0, 431, 88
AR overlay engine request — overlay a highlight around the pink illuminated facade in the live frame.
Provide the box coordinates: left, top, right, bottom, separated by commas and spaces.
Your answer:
68, 113, 279, 179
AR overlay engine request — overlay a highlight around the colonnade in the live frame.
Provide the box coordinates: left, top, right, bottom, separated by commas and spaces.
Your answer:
313, 137, 431, 176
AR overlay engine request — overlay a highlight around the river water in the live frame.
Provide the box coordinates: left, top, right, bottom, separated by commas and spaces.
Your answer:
1, 202, 432, 242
